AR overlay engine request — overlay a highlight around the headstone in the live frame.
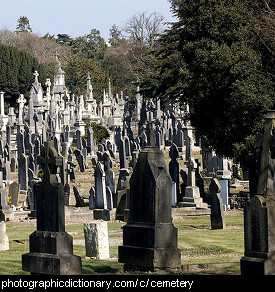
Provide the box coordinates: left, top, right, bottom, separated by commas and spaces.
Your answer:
178, 157, 208, 209
169, 143, 180, 202
118, 146, 181, 271
22, 141, 82, 275
209, 178, 226, 229
18, 153, 28, 192
93, 162, 110, 221
8, 182, 20, 206
241, 111, 275, 275
83, 221, 109, 259
118, 139, 127, 169
74, 149, 86, 172
217, 179, 229, 210
0, 222, 9, 251
73, 185, 85, 207
89, 187, 95, 210
10, 157, 16, 172
0, 161, 13, 221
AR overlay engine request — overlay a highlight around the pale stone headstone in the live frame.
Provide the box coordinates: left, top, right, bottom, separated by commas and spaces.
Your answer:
0, 221, 9, 251
83, 221, 109, 259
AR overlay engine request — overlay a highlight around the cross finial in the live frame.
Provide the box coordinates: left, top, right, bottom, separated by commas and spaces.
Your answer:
17, 94, 26, 105
33, 71, 39, 83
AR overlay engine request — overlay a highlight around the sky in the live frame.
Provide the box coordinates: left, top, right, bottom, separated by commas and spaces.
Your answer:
0, 0, 176, 41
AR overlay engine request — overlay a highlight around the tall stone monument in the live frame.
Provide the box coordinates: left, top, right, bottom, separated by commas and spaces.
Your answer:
241, 110, 275, 275
118, 145, 181, 271
22, 141, 82, 275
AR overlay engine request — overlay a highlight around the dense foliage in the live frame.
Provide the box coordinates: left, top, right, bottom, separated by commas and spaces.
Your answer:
0, 45, 47, 107
141, 0, 275, 164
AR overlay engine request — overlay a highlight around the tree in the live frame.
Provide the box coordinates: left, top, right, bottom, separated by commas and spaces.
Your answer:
124, 12, 164, 48
108, 24, 123, 47
0, 44, 47, 106
142, 0, 275, 163
56, 34, 73, 45
70, 29, 107, 63
64, 53, 111, 99
15, 16, 32, 34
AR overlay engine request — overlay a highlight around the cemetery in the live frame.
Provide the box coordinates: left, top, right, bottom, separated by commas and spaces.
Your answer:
0, 56, 269, 276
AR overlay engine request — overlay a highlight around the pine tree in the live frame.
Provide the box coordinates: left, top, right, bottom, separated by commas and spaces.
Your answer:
15, 16, 32, 34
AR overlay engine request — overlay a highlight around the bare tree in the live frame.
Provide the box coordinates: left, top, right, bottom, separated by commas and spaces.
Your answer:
124, 12, 165, 47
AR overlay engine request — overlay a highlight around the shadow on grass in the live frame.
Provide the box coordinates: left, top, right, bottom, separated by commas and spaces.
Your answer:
82, 264, 121, 274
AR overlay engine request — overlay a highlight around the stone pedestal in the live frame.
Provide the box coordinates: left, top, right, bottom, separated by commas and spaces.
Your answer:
119, 222, 181, 271
22, 231, 81, 275
241, 195, 275, 275
178, 186, 208, 208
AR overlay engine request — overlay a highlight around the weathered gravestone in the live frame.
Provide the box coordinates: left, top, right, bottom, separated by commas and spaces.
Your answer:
22, 141, 82, 275
169, 143, 180, 203
74, 149, 86, 172
0, 161, 13, 221
73, 185, 86, 207
0, 221, 9, 251
178, 157, 208, 209
118, 145, 181, 271
209, 178, 226, 229
93, 162, 111, 221
8, 181, 20, 206
83, 221, 109, 259
18, 153, 28, 192
241, 111, 275, 275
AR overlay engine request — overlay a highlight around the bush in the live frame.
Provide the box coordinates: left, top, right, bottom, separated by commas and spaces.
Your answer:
85, 121, 110, 143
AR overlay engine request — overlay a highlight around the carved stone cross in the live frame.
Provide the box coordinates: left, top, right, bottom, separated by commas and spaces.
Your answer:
37, 141, 62, 184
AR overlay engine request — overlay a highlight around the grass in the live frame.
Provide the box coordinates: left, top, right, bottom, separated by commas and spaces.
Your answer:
0, 211, 244, 275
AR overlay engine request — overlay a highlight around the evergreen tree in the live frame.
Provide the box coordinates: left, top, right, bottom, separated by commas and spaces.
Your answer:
0, 45, 47, 106
142, 0, 275, 163
15, 16, 32, 34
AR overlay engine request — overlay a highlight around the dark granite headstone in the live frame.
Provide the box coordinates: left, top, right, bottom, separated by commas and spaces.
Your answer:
241, 111, 275, 275
22, 141, 82, 275
118, 146, 181, 271
209, 178, 225, 229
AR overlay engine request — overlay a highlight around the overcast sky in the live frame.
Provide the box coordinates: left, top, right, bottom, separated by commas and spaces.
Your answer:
1, 0, 176, 40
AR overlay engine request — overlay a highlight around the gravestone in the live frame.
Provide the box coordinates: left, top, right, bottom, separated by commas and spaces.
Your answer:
118, 146, 181, 271
209, 178, 225, 229
22, 141, 82, 275
93, 162, 110, 221
118, 139, 127, 169
178, 157, 208, 209
0, 222, 9, 251
169, 143, 180, 203
83, 221, 109, 259
0, 161, 13, 221
74, 149, 86, 172
241, 111, 275, 275
8, 181, 20, 206
18, 153, 28, 192
73, 185, 86, 207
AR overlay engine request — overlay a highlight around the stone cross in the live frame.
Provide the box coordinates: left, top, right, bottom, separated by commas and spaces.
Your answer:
33, 71, 39, 83
185, 157, 197, 186
37, 141, 63, 184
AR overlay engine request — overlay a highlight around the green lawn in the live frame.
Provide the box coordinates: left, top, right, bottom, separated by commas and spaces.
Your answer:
0, 212, 244, 275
